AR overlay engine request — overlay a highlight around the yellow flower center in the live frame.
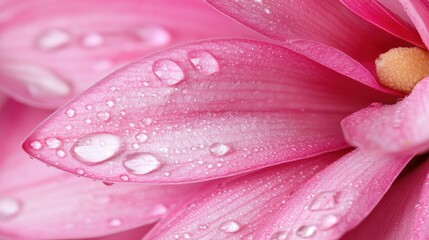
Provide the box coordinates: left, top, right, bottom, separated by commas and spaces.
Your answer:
376, 47, 429, 93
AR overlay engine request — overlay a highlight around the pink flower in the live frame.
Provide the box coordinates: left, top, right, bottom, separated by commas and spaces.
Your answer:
0, 0, 428, 239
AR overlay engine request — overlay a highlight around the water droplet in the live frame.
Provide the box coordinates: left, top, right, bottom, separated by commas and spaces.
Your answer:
153, 59, 185, 86
65, 108, 75, 118
71, 133, 122, 164
270, 231, 287, 240
65, 124, 72, 130
56, 149, 66, 158
131, 143, 139, 150
320, 214, 339, 229
0, 197, 21, 220
105, 100, 115, 108
96, 111, 111, 122
29, 140, 42, 150
81, 32, 104, 48
135, 133, 148, 143
123, 153, 161, 175
108, 218, 122, 227
219, 220, 241, 233
75, 168, 85, 175
264, 8, 271, 14
120, 174, 129, 181
189, 50, 219, 75
183, 233, 191, 239
209, 143, 232, 157
45, 137, 62, 149
37, 28, 71, 50
151, 204, 168, 215
84, 118, 92, 124
296, 225, 317, 238
136, 25, 171, 47
199, 224, 209, 230
309, 191, 340, 211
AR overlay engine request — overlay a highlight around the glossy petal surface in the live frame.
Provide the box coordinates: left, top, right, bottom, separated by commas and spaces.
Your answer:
0, 100, 200, 239
143, 149, 412, 239
400, 0, 429, 49
23, 39, 387, 183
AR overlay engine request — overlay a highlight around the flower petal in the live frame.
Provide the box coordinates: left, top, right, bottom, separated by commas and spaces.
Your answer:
340, 0, 424, 47
0, 0, 258, 108
143, 149, 412, 239
342, 77, 429, 155
0, 100, 200, 239
23, 39, 389, 184
400, 0, 429, 49
89, 224, 155, 240
342, 158, 429, 240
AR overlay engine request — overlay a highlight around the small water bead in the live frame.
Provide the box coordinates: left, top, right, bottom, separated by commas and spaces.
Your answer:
0, 197, 21, 220
45, 137, 62, 149
151, 204, 168, 215
153, 59, 185, 86
320, 214, 339, 229
183, 233, 191, 239
209, 143, 232, 157
136, 25, 171, 47
37, 28, 71, 50
309, 191, 340, 211
65, 124, 72, 130
81, 32, 104, 48
108, 218, 123, 227
135, 133, 148, 143
296, 225, 317, 238
65, 108, 75, 118
56, 149, 66, 158
84, 118, 92, 124
189, 50, 220, 75
219, 220, 241, 233
199, 224, 209, 230
270, 231, 287, 240
131, 143, 139, 150
75, 168, 85, 175
29, 140, 42, 150
105, 100, 115, 108
123, 153, 161, 175
96, 111, 111, 122
71, 133, 122, 164
120, 174, 129, 181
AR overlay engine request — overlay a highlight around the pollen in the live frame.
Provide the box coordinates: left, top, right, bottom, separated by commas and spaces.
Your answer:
376, 47, 429, 93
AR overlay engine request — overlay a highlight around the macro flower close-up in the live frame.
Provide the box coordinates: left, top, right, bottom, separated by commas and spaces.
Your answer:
1, 0, 429, 239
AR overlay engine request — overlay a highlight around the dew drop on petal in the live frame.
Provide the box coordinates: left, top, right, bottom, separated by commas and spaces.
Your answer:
75, 168, 85, 175
270, 231, 287, 240
108, 218, 122, 227
151, 204, 168, 215
45, 137, 62, 149
183, 233, 191, 239
136, 25, 171, 47
309, 191, 340, 211
189, 50, 219, 75
105, 100, 115, 108
120, 174, 129, 181
71, 133, 122, 164
320, 214, 339, 229
123, 153, 161, 175
37, 28, 71, 50
153, 59, 185, 86
81, 32, 104, 48
29, 140, 42, 150
65, 108, 75, 118
56, 149, 66, 158
0, 197, 21, 220
96, 111, 111, 122
135, 133, 148, 143
219, 220, 241, 233
296, 225, 317, 238
209, 143, 232, 157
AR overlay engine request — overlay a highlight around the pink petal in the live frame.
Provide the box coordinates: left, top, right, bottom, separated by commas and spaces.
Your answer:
143, 149, 412, 239
89, 224, 155, 240
0, 0, 259, 108
23, 39, 389, 184
342, 158, 429, 239
0, 100, 201, 239
340, 0, 424, 47
342, 77, 429, 155
400, 0, 429, 49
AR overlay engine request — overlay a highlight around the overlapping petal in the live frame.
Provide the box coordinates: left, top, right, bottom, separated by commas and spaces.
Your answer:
0, 0, 258, 108
342, 158, 429, 240
143, 149, 412, 239
400, 0, 429, 49
23, 39, 388, 184
0, 100, 201, 239
342, 77, 429, 155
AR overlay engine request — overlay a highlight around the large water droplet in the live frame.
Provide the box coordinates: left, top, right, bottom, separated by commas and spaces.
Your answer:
136, 25, 171, 47
29, 140, 42, 150
270, 231, 287, 240
219, 220, 241, 233
309, 191, 340, 211
65, 108, 75, 118
81, 32, 104, 48
189, 50, 219, 75
320, 214, 339, 229
209, 143, 232, 157
153, 59, 185, 86
123, 153, 161, 175
0, 197, 21, 220
37, 28, 71, 50
45, 137, 62, 149
71, 133, 122, 164
296, 225, 317, 238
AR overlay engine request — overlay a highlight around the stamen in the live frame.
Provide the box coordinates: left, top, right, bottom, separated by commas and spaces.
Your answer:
376, 47, 429, 93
